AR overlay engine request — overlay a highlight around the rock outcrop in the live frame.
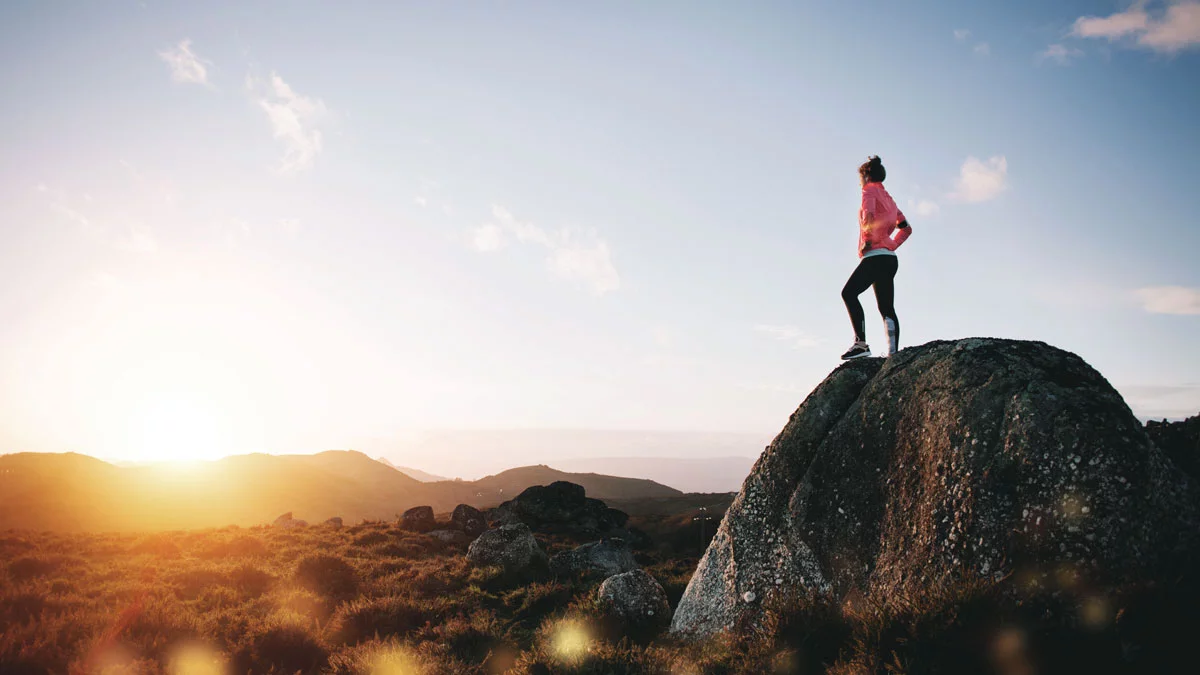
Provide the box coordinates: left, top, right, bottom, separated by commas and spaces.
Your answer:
550, 538, 638, 578
466, 523, 547, 572
323, 517, 343, 529
273, 512, 308, 528
451, 504, 487, 538
1146, 414, 1200, 486
488, 481, 629, 537
598, 569, 671, 635
399, 506, 436, 533
671, 339, 1200, 638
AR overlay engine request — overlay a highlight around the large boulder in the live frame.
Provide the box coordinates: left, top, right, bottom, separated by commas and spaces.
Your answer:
451, 504, 487, 537
488, 481, 629, 537
550, 538, 638, 578
399, 506, 436, 533
598, 569, 671, 636
1146, 414, 1200, 486
671, 338, 1200, 638
323, 517, 343, 529
466, 523, 547, 572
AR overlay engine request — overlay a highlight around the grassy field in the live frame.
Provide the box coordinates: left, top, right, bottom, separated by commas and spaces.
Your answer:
2, 521, 1197, 674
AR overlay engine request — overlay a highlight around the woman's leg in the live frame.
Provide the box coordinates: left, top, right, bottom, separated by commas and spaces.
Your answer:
871, 257, 900, 354
841, 260, 877, 343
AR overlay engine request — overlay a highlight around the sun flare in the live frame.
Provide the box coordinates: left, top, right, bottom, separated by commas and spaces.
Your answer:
125, 394, 229, 463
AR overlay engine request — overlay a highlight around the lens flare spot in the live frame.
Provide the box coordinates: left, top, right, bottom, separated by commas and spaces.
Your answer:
551, 619, 592, 663
1080, 595, 1112, 630
369, 645, 421, 675
168, 642, 227, 675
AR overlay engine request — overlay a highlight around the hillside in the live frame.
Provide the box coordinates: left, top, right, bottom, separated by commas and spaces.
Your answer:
0, 451, 681, 532
463, 464, 683, 502
373, 456, 448, 482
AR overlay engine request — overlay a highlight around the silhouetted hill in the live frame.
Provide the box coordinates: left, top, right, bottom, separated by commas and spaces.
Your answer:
462, 464, 683, 503
0, 452, 682, 532
374, 455, 448, 482
552, 456, 755, 493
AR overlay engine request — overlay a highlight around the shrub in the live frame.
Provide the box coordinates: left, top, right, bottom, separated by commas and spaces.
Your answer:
231, 624, 329, 675
129, 534, 181, 557
294, 554, 359, 600
8, 557, 61, 581
329, 595, 436, 645
197, 536, 268, 559
353, 531, 389, 547
228, 564, 274, 598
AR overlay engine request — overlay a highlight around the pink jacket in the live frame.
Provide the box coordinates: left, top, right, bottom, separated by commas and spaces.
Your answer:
858, 182, 911, 258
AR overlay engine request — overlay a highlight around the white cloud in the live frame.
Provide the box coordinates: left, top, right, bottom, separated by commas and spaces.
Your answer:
475, 205, 621, 295
1134, 286, 1200, 314
469, 223, 505, 252
249, 72, 329, 173
752, 324, 820, 349
1039, 43, 1086, 65
158, 39, 210, 86
954, 28, 972, 42
414, 195, 428, 207
974, 42, 991, 55
911, 199, 940, 217
1072, 1, 1200, 54
950, 155, 1008, 203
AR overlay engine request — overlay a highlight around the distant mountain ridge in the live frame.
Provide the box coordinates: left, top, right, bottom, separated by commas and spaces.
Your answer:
374, 456, 448, 482
0, 451, 681, 532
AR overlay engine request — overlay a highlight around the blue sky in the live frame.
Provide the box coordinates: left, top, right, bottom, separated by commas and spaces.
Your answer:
1, 1, 1198, 462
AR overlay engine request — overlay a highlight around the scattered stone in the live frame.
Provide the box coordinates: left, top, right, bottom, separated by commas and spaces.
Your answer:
428, 529, 470, 547
273, 512, 308, 529
550, 538, 638, 578
487, 481, 629, 537
400, 506, 436, 533
598, 569, 671, 636
451, 504, 487, 538
466, 523, 547, 572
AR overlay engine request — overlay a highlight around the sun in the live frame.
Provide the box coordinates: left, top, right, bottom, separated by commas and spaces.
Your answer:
126, 394, 229, 463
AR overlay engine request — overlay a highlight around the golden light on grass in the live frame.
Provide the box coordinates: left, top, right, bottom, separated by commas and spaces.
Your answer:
550, 618, 592, 664
168, 642, 227, 675
368, 645, 422, 675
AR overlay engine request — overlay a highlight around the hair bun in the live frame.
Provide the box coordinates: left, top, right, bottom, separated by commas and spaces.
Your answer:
868, 155, 882, 165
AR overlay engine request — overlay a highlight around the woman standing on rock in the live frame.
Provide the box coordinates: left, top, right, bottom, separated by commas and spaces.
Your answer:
840, 156, 913, 360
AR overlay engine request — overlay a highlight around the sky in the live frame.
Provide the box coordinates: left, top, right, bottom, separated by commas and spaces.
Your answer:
1, 1, 1198, 464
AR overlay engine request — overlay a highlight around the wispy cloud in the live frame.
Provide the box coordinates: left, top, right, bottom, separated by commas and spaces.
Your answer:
158, 39, 211, 86
954, 28, 972, 42
752, 324, 820, 349
974, 42, 991, 56
248, 72, 329, 173
950, 156, 1008, 203
1038, 43, 1086, 65
468, 223, 505, 252
1134, 286, 1200, 314
910, 199, 940, 217
1071, 1, 1200, 54
474, 205, 621, 295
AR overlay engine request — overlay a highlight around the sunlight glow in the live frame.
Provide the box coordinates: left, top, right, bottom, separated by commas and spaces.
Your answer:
168, 642, 228, 675
368, 645, 422, 675
550, 619, 592, 663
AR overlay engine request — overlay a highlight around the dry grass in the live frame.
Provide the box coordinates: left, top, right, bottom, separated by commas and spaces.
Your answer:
1, 525, 1196, 674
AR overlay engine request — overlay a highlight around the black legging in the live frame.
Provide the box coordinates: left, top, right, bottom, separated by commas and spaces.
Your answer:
841, 255, 899, 344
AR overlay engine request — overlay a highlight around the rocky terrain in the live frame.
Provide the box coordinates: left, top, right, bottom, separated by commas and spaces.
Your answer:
2, 338, 1198, 674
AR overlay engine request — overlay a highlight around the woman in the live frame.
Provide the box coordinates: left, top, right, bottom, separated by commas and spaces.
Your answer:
840, 156, 912, 360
